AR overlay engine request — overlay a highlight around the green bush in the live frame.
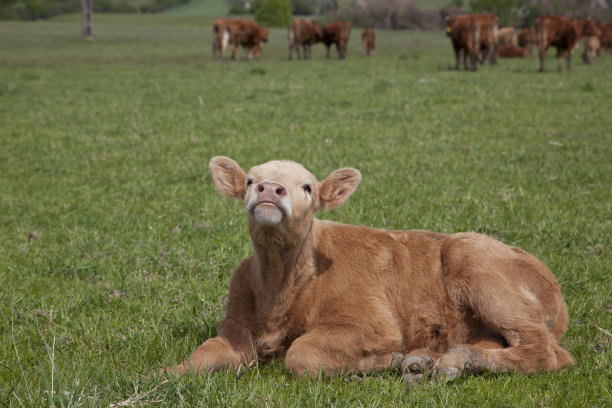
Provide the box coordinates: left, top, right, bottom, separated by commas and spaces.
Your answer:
255, 0, 291, 27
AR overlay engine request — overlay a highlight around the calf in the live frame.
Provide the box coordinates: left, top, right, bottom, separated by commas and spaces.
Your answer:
322, 21, 351, 59
161, 157, 574, 383
361, 27, 375, 57
288, 19, 322, 60
535, 15, 600, 71
498, 45, 531, 58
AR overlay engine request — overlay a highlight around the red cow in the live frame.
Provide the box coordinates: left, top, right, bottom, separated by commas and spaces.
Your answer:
288, 19, 322, 60
321, 21, 351, 59
535, 15, 600, 72
361, 27, 375, 57
597, 23, 612, 54
212, 19, 268, 61
445, 14, 499, 71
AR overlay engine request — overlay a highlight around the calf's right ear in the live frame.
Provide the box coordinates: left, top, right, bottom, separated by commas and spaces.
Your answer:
209, 156, 247, 199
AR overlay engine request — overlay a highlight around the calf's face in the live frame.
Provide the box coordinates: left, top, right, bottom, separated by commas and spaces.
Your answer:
209, 157, 361, 245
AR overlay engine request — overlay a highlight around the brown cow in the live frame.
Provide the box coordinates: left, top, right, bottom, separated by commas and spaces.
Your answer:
445, 14, 499, 71
497, 27, 517, 46
581, 36, 600, 64
518, 27, 535, 48
361, 27, 375, 57
597, 23, 612, 54
161, 157, 574, 383
233, 20, 269, 61
322, 21, 351, 59
535, 15, 600, 72
498, 45, 531, 58
213, 19, 268, 61
212, 18, 232, 60
288, 19, 322, 60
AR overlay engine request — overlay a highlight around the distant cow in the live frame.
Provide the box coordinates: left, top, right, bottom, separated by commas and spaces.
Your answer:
229, 20, 269, 61
212, 18, 232, 60
581, 36, 600, 64
213, 19, 268, 61
497, 27, 517, 46
498, 45, 531, 58
322, 21, 351, 59
518, 27, 535, 48
445, 13, 499, 71
161, 156, 574, 383
288, 19, 322, 60
361, 28, 375, 56
535, 15, 600, 72
597, 23, 612, 54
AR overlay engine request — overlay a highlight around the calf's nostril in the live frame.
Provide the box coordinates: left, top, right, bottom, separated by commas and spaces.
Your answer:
276, 187, 286, 196
257, 184, 264, 193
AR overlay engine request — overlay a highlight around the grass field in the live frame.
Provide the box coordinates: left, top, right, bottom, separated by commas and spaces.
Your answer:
1, 12, 611, 407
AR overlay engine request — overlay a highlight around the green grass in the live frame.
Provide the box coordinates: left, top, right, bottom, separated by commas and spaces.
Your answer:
1, 13, 611, 407
165, 0, 228, 16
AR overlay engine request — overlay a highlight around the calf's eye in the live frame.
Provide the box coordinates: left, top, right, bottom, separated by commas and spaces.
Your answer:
303, 184, 312, 194
247, 179, 253, 187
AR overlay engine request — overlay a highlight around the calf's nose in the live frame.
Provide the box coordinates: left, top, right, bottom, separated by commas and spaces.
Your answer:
257, 182, 287, 198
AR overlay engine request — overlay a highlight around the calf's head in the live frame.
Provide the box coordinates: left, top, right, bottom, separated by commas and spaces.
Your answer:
209, 157, 361, 247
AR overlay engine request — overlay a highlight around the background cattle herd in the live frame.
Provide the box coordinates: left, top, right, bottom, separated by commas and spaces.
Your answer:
212, 14, 612, 72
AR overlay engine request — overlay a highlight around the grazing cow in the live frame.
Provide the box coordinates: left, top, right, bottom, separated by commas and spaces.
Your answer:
597, 23, 612, 54
497, 27, 517, 46
288, 19, 323, 60
361, 27, 375, 56
498, 45, 531, 58
213, 19, 268, 61
535, 15, 600, 72
161, 157, 574, 383
321, 21, 351, 59
445, 14, 499, 71
581, 36, 600, 64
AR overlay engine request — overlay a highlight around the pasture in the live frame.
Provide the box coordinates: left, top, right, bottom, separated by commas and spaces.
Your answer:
1, 12, 611, 407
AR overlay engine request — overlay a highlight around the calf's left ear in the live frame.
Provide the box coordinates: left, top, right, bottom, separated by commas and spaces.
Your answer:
317, 168, 361, 210
209, 156, 247, 199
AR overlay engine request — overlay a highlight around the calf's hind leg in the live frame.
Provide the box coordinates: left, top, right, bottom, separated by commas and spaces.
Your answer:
430, 233, 574, 381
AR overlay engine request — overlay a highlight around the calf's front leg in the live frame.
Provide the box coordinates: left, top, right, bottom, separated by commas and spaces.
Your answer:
285, 328, 398, 378
161, 319, 254, 376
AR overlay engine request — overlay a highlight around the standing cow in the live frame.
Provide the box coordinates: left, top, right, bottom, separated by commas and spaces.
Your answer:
288, 19, 322, 60
322, 21, 351, 59
445, 13, 498, 71
361, 28, 375, 57
212, 19, 268, 61
160, 157, 574, 383
598, 23, 612, 54
535, 15, 600, 72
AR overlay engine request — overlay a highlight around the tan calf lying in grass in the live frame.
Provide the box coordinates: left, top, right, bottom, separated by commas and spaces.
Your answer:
162, 157, 574, 382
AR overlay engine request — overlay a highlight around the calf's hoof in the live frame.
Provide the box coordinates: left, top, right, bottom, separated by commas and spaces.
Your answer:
432, 366, 462, 382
